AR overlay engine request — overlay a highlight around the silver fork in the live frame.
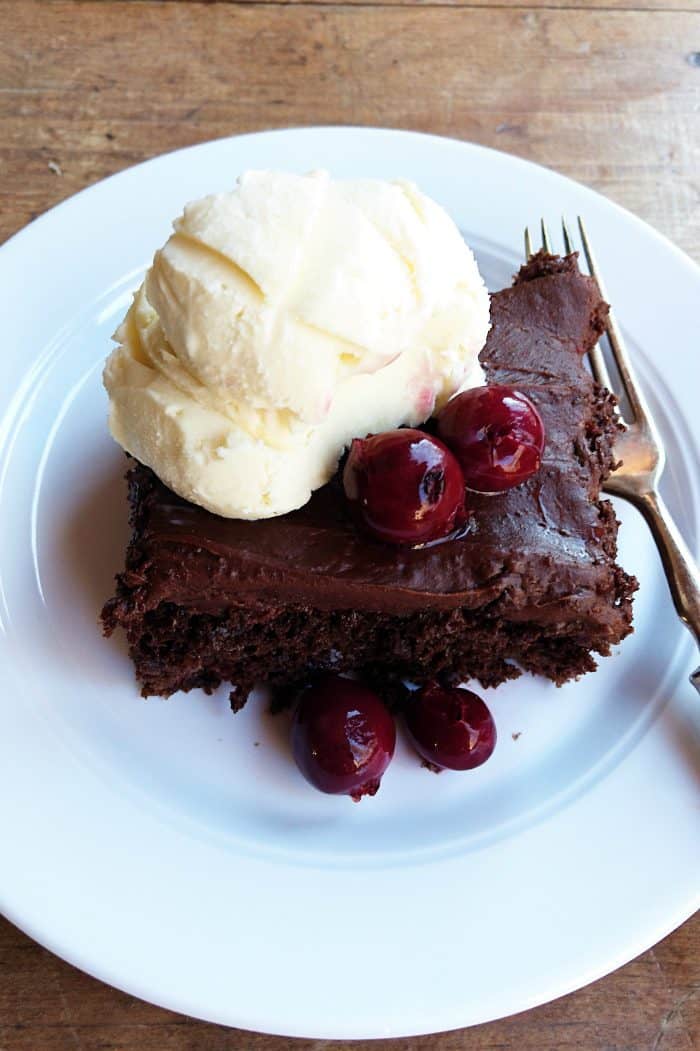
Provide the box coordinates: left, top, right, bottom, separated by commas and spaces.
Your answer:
525, 218, 700, 693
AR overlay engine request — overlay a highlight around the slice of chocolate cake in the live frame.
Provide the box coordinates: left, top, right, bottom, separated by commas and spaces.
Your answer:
102, 253, 637, 707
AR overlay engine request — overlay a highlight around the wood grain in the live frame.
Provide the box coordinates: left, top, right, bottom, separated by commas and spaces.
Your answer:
1, 1, 699, 1048
1, 912, 699, 1049
123, 0, 700, 10
1, 2, 699, 262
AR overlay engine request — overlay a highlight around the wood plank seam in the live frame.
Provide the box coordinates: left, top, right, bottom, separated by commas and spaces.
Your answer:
38, 0, 700, 10
77, 2, 700, 9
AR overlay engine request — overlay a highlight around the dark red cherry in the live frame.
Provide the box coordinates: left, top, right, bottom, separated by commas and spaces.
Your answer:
343, 429, 465, 545
291, 675, 396, 800
404, 682, 496, 771
436, 385, 545, 493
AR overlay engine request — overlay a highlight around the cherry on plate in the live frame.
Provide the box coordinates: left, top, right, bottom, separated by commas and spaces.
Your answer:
343, 428, 466, 545
404, 682, 496, 771
291, 674, 396, 800
436, 385, 545, 493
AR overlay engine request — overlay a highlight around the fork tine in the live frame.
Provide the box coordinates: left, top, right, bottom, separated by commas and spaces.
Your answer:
524, 226, 533, 260
564, 218, 616, 393
561, 217, 574, 255
540, 219, 552, 253
577, 217, 653, 426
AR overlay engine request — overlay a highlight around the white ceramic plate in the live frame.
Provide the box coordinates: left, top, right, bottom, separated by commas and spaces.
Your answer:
1, 127, 699, 1040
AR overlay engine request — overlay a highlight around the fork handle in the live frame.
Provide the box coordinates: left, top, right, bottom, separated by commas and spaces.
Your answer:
635, 491, 700, 690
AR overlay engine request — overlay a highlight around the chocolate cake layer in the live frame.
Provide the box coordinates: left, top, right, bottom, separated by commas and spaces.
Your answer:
102, 253, 637, 702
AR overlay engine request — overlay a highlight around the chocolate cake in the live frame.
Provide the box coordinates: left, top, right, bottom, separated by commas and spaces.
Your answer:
101, 253, 637, 707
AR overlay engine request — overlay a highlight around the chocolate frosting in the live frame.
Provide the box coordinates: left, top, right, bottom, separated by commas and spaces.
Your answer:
121, 253, 624, 631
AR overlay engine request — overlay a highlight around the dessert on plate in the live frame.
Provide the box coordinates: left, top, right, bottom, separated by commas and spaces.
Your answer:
101, 169, 636, 797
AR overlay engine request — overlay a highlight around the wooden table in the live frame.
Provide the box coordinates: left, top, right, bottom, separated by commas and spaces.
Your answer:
1, 2, 698, 1047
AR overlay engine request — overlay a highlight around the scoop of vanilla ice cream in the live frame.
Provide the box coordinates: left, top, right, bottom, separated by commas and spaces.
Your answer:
104, 170, 490, 519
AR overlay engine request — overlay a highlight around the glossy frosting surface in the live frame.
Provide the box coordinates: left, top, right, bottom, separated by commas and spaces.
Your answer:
131, 255, 617, 620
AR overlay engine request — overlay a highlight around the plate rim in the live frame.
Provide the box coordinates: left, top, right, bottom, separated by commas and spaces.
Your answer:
3, 124, 700, 277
